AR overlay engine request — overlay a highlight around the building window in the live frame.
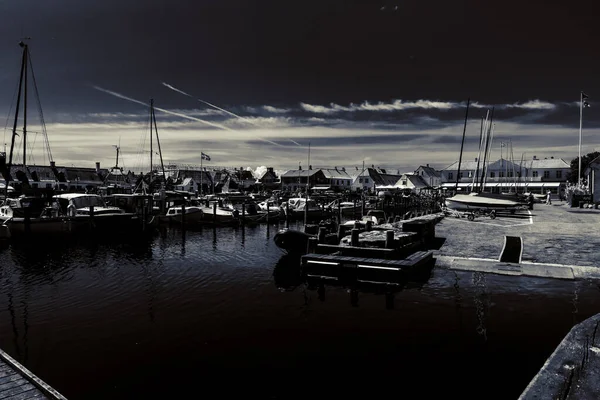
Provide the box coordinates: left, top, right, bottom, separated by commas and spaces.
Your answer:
556, 170, 562, 179
544, 171, 550, 179
468, 171, 472, 178
532, 171, 538, 178
459, 172, 463, 178
499, 171, 504, 178
365, 178, 369, 183
507, 171, 513, 178
490, 172, 495, 178
448, 172, 453, 180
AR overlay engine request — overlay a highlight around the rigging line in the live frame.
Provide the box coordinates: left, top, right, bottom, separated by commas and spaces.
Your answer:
3, 73, 21, 154
27, 47, 53, 163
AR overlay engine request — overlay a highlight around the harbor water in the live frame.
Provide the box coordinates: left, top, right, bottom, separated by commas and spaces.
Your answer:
0, 222, 599, 399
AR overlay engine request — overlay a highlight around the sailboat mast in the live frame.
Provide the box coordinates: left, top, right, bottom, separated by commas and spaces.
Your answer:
151, 103, 166, 183
481, 121, 494, 191
479, 107, 494, 193
8, 42, 27, 190
455, 98, 470, 193
473, 117, 484, 188
578, 91, 583, 184
23, 45, 28, 167
149, 99, 153, 188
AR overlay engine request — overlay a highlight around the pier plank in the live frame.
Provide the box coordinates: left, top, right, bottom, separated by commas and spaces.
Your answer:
0, 348, 66, 400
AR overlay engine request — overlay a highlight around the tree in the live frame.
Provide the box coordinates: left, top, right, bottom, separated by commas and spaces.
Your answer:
569, 151, 600, 183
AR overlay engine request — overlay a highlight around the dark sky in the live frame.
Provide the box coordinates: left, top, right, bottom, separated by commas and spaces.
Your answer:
1, 0, 598, 115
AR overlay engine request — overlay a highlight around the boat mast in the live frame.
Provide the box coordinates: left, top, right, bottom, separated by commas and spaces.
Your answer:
150, 100, 166, 185
6, 41, 28, 196
479, 107, 494, 193
305, 141, 310, 225
481, 121, 494, 192
23, 43, 28, 167
454, 98, 470, 193
149, 99, 154, 193
578, 91, 583, 184
473, 116, 484, 189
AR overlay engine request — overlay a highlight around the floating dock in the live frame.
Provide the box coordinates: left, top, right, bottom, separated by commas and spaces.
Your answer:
0, 348, 66, 400
300, 213, 441, 285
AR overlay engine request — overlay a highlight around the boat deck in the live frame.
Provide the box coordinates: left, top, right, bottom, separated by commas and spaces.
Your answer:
0, 348, 66, 400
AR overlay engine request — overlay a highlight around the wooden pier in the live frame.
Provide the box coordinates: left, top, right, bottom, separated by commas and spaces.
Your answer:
300, 213, 440, 285
0, 348, 66, 400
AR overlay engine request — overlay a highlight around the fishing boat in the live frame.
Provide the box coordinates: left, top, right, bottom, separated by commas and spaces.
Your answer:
157, 204, 205, 225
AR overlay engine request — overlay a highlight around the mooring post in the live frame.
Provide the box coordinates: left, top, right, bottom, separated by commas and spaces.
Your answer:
366, 220, 373, 231
351, 228, 359, 246
307, 236, 318, 254
213, 202, 217, 225
337, 224, 345, 242
23, 207, 31, 234
181, 203, 186, 226
385, 230, 395, 249
266, 201, 270, 223
361, 197, 365, 216
89, 205, 95, 229
318, 226, 327, 243
285, 202, 290, 228
242, 202, 246, 226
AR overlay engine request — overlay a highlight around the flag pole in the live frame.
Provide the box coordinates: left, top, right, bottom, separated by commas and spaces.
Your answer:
578, 91, 583, 185
200, 152, 203, 196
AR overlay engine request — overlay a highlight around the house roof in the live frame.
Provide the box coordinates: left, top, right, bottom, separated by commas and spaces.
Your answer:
281, 169, 320, 178
320, 168, 352, 179
258, 169, 278, 180
416, 165, 441, 178
407, 174, 430, 188
527, 158, 570, 169
65, 167, 102, 182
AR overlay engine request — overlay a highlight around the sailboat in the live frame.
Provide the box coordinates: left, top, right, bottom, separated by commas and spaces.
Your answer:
444, 101, 525, 213
0, 41, 76, 236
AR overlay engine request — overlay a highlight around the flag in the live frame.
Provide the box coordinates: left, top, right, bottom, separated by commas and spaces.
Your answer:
582, 92, 590, 108
201, 152, 211, 161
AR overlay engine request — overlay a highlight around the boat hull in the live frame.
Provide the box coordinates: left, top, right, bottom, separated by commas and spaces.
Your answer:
444, 194, 523, 211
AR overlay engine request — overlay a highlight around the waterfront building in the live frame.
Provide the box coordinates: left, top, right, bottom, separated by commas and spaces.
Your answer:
394, 173, 431, 193
280, 166, 326, 192
439, 156, 570, 195
257, 167, 279, 190
414, 164, 442, 188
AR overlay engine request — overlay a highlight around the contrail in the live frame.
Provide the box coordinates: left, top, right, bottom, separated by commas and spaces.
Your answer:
161, 82, 193, 97
93, 86, 236, 131
162, 81, 259, 126
94, 85, 282, 146
161, 81, 286, 147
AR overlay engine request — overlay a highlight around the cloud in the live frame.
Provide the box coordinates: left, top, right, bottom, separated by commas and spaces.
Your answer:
262, 105, 290, 114
299, 99, 558, 114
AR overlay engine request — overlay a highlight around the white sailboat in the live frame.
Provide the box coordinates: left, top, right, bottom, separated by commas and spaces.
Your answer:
444, 101, 524, 213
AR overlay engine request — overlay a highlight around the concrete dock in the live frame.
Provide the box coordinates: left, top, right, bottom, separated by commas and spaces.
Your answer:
519, 313, 600, 399
433, 203, 600, 280
0, 348, 66, 400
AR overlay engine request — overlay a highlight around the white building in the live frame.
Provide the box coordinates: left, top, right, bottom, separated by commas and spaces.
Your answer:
440, 156, 570, 194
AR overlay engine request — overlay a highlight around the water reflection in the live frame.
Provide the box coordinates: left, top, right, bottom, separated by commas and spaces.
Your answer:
272, 254, 303, 291
472, 272, 489, 341
453, 271, 464, 335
